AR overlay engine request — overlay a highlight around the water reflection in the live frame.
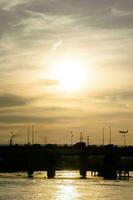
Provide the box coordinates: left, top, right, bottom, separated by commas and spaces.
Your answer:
56, 180, 77, 200
0, 171, 133, 200
56, 170, 80, 179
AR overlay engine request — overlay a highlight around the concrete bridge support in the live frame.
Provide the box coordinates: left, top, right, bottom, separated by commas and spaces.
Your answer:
47, 169, 55, 179
28, 169, 34, 178
80, 154, 87, 179
102, 147, 118, 179
80, 169, 87, 179
46, 153, 56, 179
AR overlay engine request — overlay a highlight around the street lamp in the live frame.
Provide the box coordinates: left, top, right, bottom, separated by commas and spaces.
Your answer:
9, 132, 16, 146
119, 130, 128, 146
70, 131, 74, 145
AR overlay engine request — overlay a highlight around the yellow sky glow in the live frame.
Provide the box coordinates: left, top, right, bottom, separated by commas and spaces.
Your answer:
50, 58, 89, 93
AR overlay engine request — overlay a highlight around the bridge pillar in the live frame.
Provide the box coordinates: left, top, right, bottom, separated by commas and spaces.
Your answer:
46, 153, 56, 179
47, 169, 55, 179
28, 169, 34, 178
102, 146, 118, 179
80, 154, 87, 179
80, 169, 86, 179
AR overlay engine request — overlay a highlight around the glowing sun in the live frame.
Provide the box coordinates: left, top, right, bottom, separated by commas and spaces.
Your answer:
52, 58, 87, 92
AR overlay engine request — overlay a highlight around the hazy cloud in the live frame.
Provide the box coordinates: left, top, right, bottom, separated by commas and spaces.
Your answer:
111, 8, 133, 17
52, 40, 63, 51
0, 115, 86, 124
0, 115, 57, 124
0, 0, 33, 11
39, 79, 59, 86
91, 90, 133, 102
0, 94, 31, 107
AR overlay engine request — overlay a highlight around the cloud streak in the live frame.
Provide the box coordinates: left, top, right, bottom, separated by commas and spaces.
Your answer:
0, 94, 31, 107
0, 0, 33, 11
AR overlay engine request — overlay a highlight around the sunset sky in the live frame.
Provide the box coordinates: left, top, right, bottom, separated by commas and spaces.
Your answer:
0, 0, 133, 145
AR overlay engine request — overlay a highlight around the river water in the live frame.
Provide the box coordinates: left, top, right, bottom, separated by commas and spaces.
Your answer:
0, 171, 133, 200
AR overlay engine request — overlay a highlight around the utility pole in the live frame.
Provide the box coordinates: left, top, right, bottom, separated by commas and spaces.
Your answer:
45, 136, 47, 145
70, 131, 73, 145
109, 126, 112, 144
87, 136, 90, 146
80, 132, 83, 143
28, 126, 30, 145
123, 133, 126, 146
102, 128, 105, 146
32, 125, 34, 145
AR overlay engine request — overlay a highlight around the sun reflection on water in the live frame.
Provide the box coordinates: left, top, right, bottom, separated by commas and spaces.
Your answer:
56, 182, 77, 200
57, 170, 80, 178
0, 171, 133, 200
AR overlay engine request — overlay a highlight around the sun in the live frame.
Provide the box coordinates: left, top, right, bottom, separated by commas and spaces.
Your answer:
52, 58, 87, 93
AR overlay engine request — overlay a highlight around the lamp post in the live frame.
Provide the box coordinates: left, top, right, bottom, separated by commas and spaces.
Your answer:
80, 132, 83, 143
102, 128, 105, 146
45, 136, 47, 145
10, 132, 16, 146
109, 126, 112, 144
87, 136, 90, 146
27, 126, 30, 145
32, 125, 34, 145
70, 131, 73, 145
119, 130, 128, 146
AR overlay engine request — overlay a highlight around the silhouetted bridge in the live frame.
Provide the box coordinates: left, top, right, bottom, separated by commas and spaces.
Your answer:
0, 143, 133, 179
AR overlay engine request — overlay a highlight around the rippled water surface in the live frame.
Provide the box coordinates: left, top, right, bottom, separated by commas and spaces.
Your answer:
0, 171, 133, 200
